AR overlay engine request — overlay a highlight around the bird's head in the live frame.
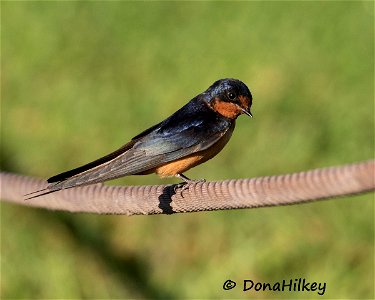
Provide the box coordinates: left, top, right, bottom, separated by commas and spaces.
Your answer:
203, 78, 253, 119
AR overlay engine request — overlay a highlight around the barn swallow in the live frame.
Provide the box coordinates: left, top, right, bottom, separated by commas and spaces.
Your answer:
26, 78, 253, 199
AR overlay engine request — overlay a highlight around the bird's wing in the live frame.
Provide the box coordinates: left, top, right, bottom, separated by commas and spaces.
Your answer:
41, 98, 233, 193
46, 114, 231, 191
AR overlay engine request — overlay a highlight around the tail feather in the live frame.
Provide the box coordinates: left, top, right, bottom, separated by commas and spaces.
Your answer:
24, 187, 60, 200
48, 140, 136, 183
24, 141, 137, 199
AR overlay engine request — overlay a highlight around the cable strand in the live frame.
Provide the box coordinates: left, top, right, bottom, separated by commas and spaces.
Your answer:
1, 160, 374, 215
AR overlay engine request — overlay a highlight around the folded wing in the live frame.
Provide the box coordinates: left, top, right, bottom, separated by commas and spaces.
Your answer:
46, 100, 231, 192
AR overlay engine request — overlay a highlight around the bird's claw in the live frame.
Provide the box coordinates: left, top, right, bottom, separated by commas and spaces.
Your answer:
173, 179, 206, 197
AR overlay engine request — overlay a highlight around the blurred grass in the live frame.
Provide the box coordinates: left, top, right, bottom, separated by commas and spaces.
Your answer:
1, 1, 374, 299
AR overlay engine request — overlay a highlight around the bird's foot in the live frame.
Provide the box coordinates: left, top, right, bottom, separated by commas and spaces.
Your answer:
173, 174, 206, 197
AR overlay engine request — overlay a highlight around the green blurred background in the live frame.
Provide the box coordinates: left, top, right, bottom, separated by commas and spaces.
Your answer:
1, 1, 374, 299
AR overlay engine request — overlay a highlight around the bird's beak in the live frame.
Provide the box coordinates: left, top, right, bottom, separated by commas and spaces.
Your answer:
241, 107, 253, 118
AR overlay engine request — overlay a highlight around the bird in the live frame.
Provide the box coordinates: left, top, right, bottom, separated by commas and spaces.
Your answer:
26, 78, 253, 199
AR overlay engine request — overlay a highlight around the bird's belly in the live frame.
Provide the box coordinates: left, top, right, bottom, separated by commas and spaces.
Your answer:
155, 124, 235, 177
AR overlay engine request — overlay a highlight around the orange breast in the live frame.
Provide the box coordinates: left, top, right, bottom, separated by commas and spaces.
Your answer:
155, 122, 235, 177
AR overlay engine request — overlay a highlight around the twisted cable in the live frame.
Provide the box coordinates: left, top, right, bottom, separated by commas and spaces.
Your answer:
1, 160, 374, 215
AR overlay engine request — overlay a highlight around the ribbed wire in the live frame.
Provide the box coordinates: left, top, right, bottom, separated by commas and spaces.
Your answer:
1, 160, 374, 215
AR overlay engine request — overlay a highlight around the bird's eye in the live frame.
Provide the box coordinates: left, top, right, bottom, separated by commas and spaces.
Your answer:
227, 91, 236, 100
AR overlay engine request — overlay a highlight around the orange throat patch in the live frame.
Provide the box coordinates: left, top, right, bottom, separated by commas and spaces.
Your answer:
211, 98, 242, 119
